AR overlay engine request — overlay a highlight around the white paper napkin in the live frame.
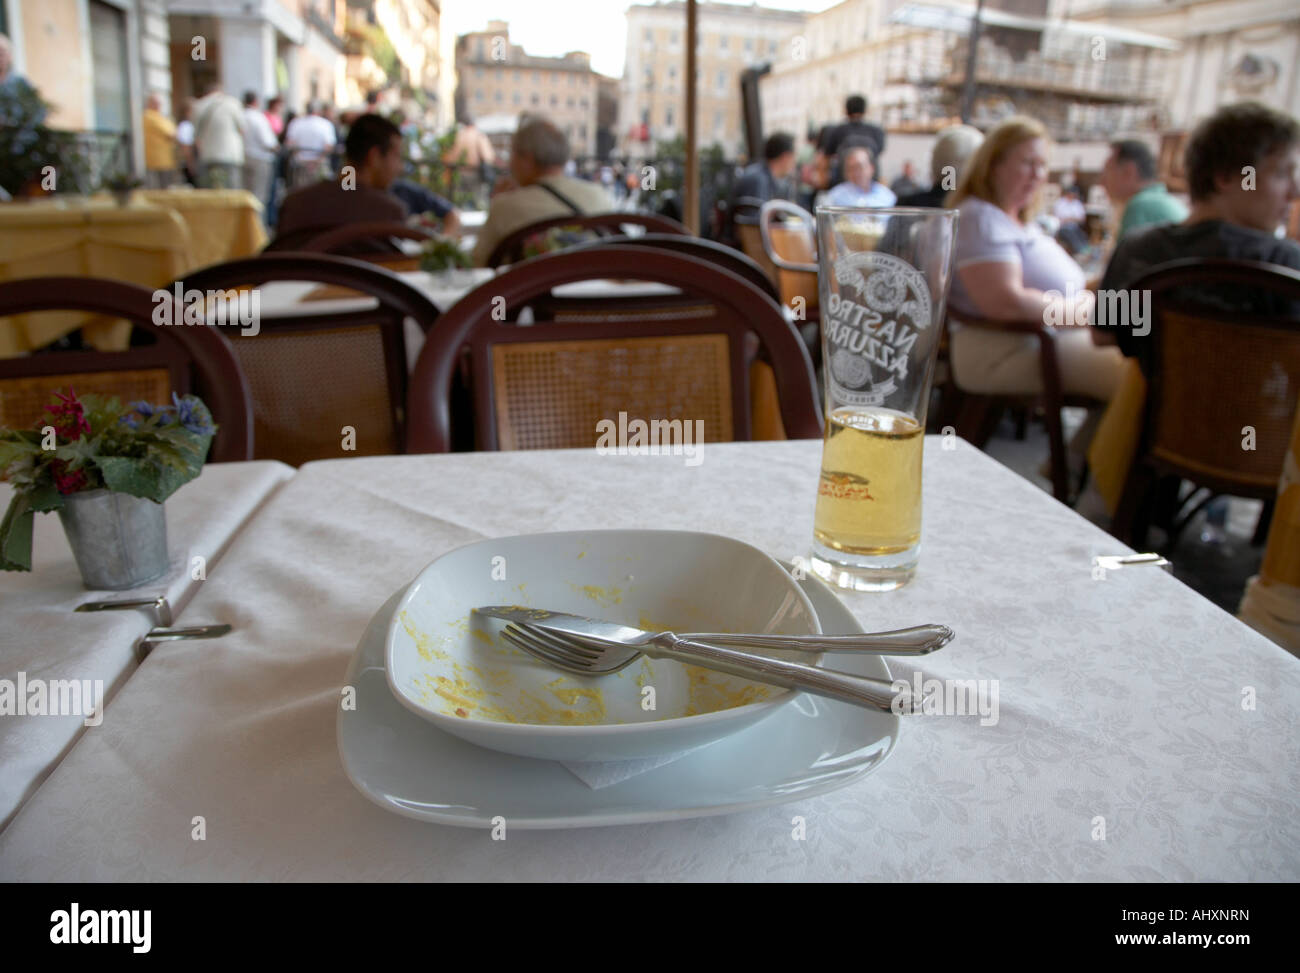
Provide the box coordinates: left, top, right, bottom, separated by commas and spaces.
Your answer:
560, 739, 722, 789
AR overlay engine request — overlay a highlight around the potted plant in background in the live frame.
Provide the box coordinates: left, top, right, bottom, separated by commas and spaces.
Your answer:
0, 389, 217, 589
418, 232, 475, 287
103, 170, 143, 206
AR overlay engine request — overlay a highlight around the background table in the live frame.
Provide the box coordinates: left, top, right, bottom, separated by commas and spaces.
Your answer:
0, 192, 269, 356
1, 439, 1295, 880
0, 460, 292, 831
0, 199, 192, 355
136, 188, 268, 271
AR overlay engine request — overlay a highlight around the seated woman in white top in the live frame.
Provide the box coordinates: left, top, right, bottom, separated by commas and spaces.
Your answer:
824, 144, 897, 208
946, 116, 1125, 406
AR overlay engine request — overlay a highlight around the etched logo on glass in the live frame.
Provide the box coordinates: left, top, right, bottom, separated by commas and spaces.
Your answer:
824, 252, 932, 406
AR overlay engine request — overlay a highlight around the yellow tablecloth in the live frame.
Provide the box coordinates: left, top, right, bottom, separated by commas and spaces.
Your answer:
136, 188, 267, 271
0, 191, 267, 356
0, 198, 192, 355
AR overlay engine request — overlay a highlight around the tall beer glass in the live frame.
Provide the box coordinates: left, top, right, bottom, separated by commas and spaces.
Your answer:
810, 207, 958, 591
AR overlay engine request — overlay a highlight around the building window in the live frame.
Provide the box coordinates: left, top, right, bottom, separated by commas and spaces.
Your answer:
644, 28, 652, 44
744, 39, 753, 53
513, 70, 521, 81
475, 91, 484, 101
580, 98, 588, 108
716, 69, 726, 91
550, 95, 558, 106
670, 31, 679, 45
513, 92, 521, 105
665, 107, 674, 127
769, 40, 777, 54
531, 93, 539, 105
495, 91, 502, 102
720, 36, 728, 51
567, 97, 574, 108
533, 72, 540, 83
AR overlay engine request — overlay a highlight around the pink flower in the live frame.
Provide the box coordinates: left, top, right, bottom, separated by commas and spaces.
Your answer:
44, 387, 91, 440
52, 461, 89, 495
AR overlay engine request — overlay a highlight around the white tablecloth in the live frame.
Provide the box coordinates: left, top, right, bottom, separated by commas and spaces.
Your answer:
1, 441, 1297, 879
0, 460, 293, 831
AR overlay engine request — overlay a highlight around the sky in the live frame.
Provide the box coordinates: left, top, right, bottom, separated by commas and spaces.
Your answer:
441, 0, 843, 79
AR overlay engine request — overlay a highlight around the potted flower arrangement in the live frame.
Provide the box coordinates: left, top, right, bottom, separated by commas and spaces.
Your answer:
0, 389, 217, 588
418, 232, 476, 287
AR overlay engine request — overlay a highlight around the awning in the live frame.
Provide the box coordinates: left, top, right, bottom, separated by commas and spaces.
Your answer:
888, 2, 1181, 51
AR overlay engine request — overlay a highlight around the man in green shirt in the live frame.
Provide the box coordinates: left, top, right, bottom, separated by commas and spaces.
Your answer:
1101, 139, 1188, 239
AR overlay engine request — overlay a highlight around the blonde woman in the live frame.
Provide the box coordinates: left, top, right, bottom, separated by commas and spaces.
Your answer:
947, 117, 1125, 407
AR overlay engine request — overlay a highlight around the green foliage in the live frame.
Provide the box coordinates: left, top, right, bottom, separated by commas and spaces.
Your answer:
419, 235, 472, 272
0, 391, 216, 571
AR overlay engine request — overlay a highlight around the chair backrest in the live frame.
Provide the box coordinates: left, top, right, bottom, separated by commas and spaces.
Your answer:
0, 277, 253, 462
172, 253, 441, 466
1128, 257, 1300, 492
407, 246, 822, 453
758, 200, 820, 310
296, 221, 437, 272
568, 233, 781, 304
485, 211, 691, 268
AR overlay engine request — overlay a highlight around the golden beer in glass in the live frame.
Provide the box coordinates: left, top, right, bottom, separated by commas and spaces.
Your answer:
810, 207, 958, 590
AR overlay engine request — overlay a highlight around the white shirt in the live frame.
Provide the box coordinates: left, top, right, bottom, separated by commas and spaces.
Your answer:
243, 107, 279, 162
193, 93, 246, 165
285, 114, 337, 160
176, 120, 194, 147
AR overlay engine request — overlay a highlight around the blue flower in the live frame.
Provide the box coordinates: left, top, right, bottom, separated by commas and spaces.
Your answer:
171, 393, 215, 436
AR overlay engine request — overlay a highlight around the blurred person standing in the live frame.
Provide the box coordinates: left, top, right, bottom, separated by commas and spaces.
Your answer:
1100, 139, 1188, 241
193, 80, 245, 189
241, 91, 278, 211
175, 98, 198, 185
264, 95, 285, 138
285, 101, 337, 187
142, 93, 178, 188
815, 95, 887, 187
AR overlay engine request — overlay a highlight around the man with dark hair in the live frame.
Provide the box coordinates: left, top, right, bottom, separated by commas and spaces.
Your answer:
815, 94, 887, 187
732, 132, 797, 205
1099, 101, 1300, 357
274, 112, 409, 246
1101, 138, 1187, 239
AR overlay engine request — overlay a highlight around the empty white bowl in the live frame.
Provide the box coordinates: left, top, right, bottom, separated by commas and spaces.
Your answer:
385, 529, 821, 761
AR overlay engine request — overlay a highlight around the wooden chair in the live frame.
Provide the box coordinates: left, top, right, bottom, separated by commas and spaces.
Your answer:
406, 246, 822, 453
298, 221, 437, 272
757, 200, 819, 314
0, 277, 253, 462
947, 311, 1099, 504
484, 212, 691, 268
1111, 258, 1300, 548
170, 253, 441, 466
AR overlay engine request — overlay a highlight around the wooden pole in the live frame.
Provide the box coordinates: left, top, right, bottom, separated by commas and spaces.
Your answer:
684, 0, 699, 234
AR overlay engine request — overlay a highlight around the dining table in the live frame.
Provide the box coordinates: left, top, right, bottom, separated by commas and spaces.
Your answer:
1, 437, 1295, 881
0, 460, 293, 832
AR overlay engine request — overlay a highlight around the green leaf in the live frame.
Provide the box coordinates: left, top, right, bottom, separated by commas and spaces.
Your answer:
0, 491, 35, 572
96, 455, 190, 502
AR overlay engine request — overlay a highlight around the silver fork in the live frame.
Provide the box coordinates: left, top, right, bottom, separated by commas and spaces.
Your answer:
500, 623, 925, 714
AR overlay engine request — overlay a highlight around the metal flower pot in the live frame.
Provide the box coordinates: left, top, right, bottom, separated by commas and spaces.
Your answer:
57, 490, 169, 590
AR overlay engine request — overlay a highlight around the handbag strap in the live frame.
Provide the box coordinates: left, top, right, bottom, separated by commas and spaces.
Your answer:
537, 180, 585, 214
